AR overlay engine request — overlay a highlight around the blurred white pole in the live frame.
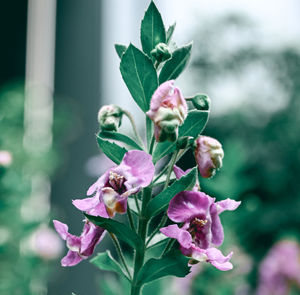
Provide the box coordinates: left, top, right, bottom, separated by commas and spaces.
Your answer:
24, 0, 56, 153
22, 0, 56, 223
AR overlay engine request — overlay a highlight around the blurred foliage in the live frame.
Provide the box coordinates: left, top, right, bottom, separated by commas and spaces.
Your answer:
0, 82, 71, 295
178, 14, 300, 294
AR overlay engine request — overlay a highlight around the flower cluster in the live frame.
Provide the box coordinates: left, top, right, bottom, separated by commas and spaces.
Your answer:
53, 4, 242, 293
256, 240, 300, 295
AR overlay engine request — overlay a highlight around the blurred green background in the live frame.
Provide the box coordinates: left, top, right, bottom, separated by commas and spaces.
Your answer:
1, 1, 300, 295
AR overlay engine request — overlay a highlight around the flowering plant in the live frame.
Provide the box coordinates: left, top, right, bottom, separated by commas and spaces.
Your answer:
53, 2, 241, 294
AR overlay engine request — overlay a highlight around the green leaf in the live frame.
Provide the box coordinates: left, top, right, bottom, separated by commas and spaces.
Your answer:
166, 23, 176, 45
99, 131, 143, 150
97, 133, 127, 164
141, 1, 166, 56
159, 43, 192, 84
146, 233, 168, 250
120, 44, 158, 112
85, 214, 143, 249
153, 110, 209, 163
115, 44, 127, 59
137, 249, 191, 285
91, 250, 130, 281
146, 168, 197, 218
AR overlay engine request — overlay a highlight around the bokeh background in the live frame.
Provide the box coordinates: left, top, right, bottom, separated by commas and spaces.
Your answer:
1, 0, 300, 294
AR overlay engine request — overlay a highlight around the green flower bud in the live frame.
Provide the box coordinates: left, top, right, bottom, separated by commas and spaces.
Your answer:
97, 105, 123, 132
150, 43, 172, 63
191, 94, 211, 111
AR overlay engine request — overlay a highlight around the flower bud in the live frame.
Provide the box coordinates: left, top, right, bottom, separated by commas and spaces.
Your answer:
146, 80, 188, 142
194, 136, 224, 178
97, 105, 123, 132
191, 94, 211, 111
150, 43, 172, 63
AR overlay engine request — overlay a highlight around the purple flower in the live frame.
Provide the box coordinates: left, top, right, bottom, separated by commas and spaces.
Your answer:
146, 80, 188, 142
160, 191, 240, 271
73, 150, 155, 217
256, 240, 300, 295
194, 136, 224, 178
0, 150, 12, 167
53, 219, 105, 267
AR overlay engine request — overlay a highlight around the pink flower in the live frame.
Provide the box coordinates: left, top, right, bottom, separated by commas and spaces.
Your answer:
73, 150, 155, 217
160, 191, 240, 271
0, 150, 12, 167
146, 80, 188, 142
194, 136, 224, 178
28, 226, 63, 260
256, 240, 300, 295
53, 219, 105, 267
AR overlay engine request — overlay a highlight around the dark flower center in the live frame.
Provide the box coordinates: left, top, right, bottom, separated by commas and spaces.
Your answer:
188, 217, 208, 238
108, 171, 127, 194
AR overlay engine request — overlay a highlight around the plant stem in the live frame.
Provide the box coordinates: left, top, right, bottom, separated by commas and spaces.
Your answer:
127, 206, 136, 231
109, 233, 132, 281
133, 193, 141, 215
149, 134, 155, 155
153, 163, 168, 184
123, 110, 145, 149
146, 150, 180, 247
131, 187, 152, 295
164, 149, 179, 189
161, 238, 175, 257
146, 117, 153, 150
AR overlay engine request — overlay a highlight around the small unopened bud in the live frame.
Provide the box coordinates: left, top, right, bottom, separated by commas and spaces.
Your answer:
176, 136, 194, 149
98, 105, 123, 132
191, 94, 211, 111
195, 136, 224, 178
146, 81, 188, 142
151, 43, 172, 63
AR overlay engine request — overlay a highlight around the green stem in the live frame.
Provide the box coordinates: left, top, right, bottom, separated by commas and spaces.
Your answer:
127, 206, 136, 232
131, 187, 152, 295
146, 117, 153, 151
149, 134, 155, 155
109, 233, 132, 281
123, 110, 145, 149
146, 150, 180, 247
152, 164, 169, 184
161, 238, 175, 257
164, 150, 179, 190
133, 193, 141, 215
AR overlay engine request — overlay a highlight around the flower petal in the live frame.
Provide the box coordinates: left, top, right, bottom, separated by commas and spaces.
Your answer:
117, 150, 155, 188
72, 194, 100, 212
53, 220, 68, 240
160, 224, 192, 249
87, 171, 110, 196
216, 198, 241, 214
206, 248, 233, 271
210, 203, 224, 246
87, 201, 109, 218
147, 80, 175, 116
80, 222, 106, 256
61, 250, 83, 267
168, 191, 214, 223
